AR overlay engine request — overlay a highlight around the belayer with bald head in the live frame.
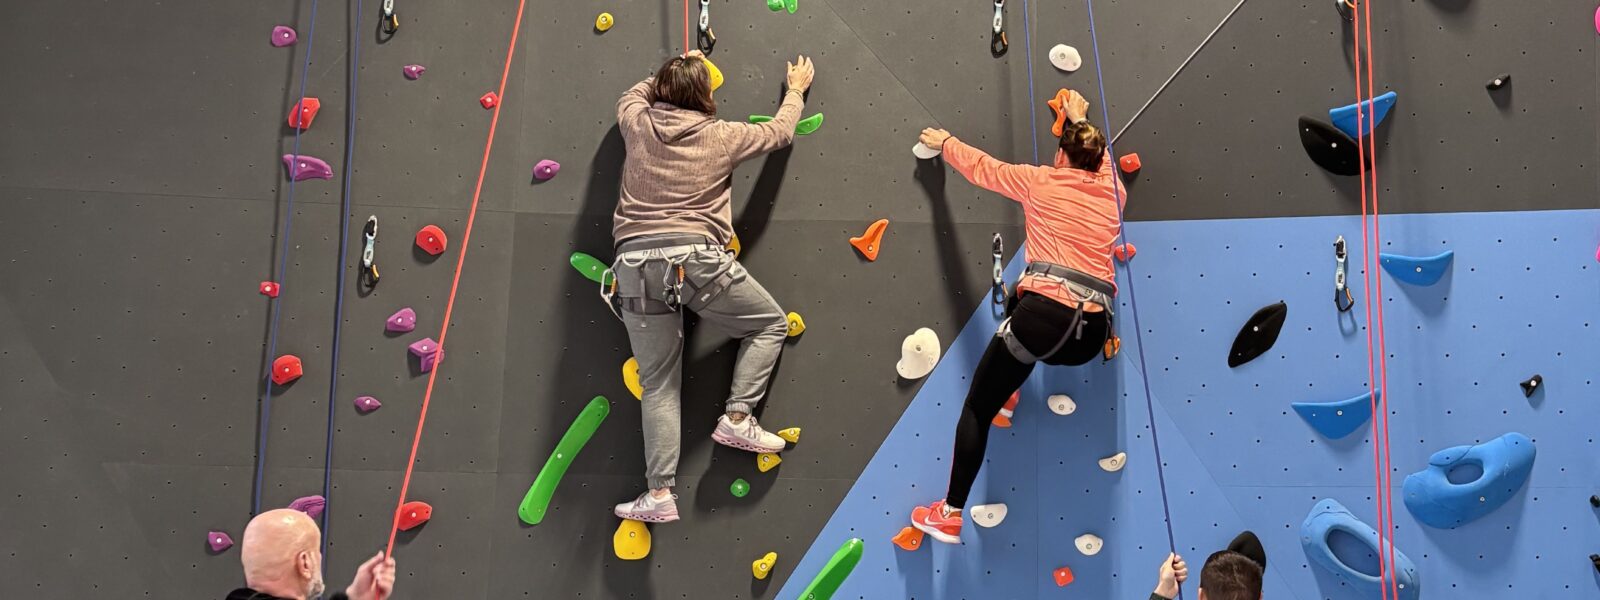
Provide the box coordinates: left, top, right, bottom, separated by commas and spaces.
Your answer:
225, 509, 396, 600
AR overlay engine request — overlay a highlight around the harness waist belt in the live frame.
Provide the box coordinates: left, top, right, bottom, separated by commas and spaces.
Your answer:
1024, 262, 1116, 297
616, 233, 718, 254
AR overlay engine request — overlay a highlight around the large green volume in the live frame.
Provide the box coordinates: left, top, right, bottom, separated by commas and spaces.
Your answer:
796, 538, 864, 600
518, 396, 610, 525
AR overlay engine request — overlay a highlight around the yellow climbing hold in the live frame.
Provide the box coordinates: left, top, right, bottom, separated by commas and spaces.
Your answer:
613, 519, 651, 560
786, 312, 806, 337
727, 235, 742, 257
752, 551, 778, 579
757, 452, 782, 473
622, 357, 643, 400
703, 57, 724, 91
595, 12, 614, 32
776, 427, 801, 444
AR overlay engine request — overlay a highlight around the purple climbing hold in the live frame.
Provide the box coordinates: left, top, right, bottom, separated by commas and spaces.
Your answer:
271, 26, 298, 47
207, 530, 234, 553
420, 350, 442, 373
282, 155, 334, 181
403, 64, 426, 80
533, 159, 561, 181
287, 495, 326, 520
387, 307, 417, 332
408, 337, 438, 358
355, 395, 382, 413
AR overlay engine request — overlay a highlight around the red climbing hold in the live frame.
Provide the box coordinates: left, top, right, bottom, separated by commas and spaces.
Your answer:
992, 390, 1019, 428
396, 500, 433, 531
1113, 243, 1137, 262
287, 97, 321, 130
480, 92, 499, 109
891, 526, 925, 551
850, 219, 890, 261
271, 355, 303, 385
415, 225, 447, 255
1118, 153, 1142, 174
259, 281, 281, 297
1053, 566, 1076, 587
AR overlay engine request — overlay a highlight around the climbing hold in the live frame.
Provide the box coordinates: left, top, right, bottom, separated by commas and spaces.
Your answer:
569, 252, 610, 284
969, 503, 1008, 527
748, 115, 773, 124
519, 396, 611, 525
271, 355, 303, 385
1047, 88, 1072, 137
533, 159, 561, 181
776, 427, 801, 444
891, 526, 924, 551
992, 390, 1020, 428
700, 57, 724, 92
396, 500, 433, 531
287, 97, 321, 131
1298, 116, 1361, 176
1329, 91, 1398, 139
281, 155, 334, 181
1048, 44, 1082, 72
408, 338, 440, 373
386, 307, 417, 333
415, 225, 447, 256
796, 539, 863, 600
727, 235, 742, 257
259, 281, 281, 298
622, 357, 643, 400
1302, 498, 1420, 600
1402, 432, 1536, 529
354, 395, 382, 413
207, 530, 234, 552
767, 0, 784, 10
402, 64, 426, 80
1113, 243, 1137, 262
896, 327, 941, 380
613, 519, 651, 560
752, 551, 778, 579
1520, 374, 1542, 397
1074, 533, 1103, 556
796, 114, 825, 136
1590, 495, 1599, 508
1485, 73, 1509, 91
1117, 152, 1141, 174
1053, 566, 1075, 587
1292, 391, 1375, 439
1594, 5, 1600, 35
785, 312, 806, 337
270, 26, 298, 47
1379, 250, 1453, 286
479, 92, 499, 109
287, 495, 326, 519
1592, 554, 1600, 574
785, 0, 798, 13
1047, 394, 1076, 415
1228, 301, 1287, 368
1098, 452, 1127, 472
912, 142, 942, 159
730, 478, 750, 497
594, 12, 615, 32
850, 219, 890, 261
1335, 0, 1354, 20
757, 452, 782, 473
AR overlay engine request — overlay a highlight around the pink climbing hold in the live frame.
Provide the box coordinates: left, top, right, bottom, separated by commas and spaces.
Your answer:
403, 64, 426, 80
288, 495, 326, 519
207, 530, 234, 553
282, 155, 334, 181
420, 350, 442, 373
271, 26, 298, 47
410, 337, 441, 372
355, 395, 382, 413
387, 307, 417, 332
533, 159, 561, 181
1594, 5, 1600, 35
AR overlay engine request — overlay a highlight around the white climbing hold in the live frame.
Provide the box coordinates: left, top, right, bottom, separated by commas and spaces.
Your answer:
1075, 533, 1104, 556
1049, 44, 1083, 72
912, 142, 942, 159
1048, 394, 1077, 415
969, 503, 1008, 528
896, 328, 941, 380
1098, 452, 1127, 472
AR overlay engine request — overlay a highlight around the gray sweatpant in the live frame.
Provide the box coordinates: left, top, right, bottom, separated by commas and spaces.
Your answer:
611, 242, 788, 490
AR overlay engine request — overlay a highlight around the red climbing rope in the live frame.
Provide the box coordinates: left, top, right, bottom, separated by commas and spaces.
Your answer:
683, 0, 691, 54
383, 0, 529, 558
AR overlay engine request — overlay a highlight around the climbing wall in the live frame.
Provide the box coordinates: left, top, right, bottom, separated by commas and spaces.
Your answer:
0, 0, 1595, 599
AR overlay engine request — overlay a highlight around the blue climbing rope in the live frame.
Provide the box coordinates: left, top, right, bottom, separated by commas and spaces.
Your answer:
1020, 0, 1040, 163
1083, 0, 1182, 588
254, 0, 325, 517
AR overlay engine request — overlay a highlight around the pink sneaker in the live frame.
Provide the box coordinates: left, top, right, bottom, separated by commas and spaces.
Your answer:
911, 500, 963, 544
711, 415, 786, 453
613, 491, 680, 523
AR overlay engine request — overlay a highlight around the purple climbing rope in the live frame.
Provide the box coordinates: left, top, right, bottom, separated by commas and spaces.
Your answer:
1020, 0, 1039, 163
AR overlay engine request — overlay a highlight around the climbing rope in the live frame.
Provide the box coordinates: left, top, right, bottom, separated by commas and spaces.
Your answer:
252, 0, 325, 517
1020, 0, 1039, 164
383, 0, 530, 556
1108, 0, 1248, 144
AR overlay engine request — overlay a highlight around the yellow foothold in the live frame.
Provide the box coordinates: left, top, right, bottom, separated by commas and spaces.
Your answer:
595, 12, 614, 32
752, 551, 778, 579
622, 357, 643, 400
757, 452, 782, 473
785, 312, 806, 337
613, 519, 651, 560
776, 427, 801, 444
727, 235, 742, 257
703, 57, 724, 91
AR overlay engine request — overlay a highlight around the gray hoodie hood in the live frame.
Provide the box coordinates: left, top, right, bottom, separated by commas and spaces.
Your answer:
647, 102, 716, 143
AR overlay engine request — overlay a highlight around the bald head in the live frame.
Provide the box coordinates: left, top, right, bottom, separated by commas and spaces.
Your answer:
240, 509, 323, 600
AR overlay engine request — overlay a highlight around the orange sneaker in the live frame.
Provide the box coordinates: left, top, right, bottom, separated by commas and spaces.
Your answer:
911, 500, 963, 544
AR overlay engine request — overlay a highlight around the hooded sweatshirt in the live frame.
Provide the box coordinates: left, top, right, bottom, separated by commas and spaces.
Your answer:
613, 77, 806, 246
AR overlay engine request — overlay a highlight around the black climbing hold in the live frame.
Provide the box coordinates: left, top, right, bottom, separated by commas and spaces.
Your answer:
1591, 554, 1600, 573
1298, 116, 1361, 176
1229, 301, 1288, 368
1486, 73, 1510, 91
1519, 374, 1542, 397
1589, 495, 1599, 508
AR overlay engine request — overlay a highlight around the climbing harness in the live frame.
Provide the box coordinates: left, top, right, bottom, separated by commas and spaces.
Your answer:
603, 234, 736, 321
360, 215, 380, 290
1333, 235, 1353, 312
990, 0, 1008, 56
379, 0, 399, 38
997, 262, 1115, 364
697, 0, 716, 54
991, 233, 1007, 309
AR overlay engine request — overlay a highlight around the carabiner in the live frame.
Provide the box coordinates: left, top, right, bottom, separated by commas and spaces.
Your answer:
1333, 235, 1354, 312
697, 0, 717, 54
360, 215, 380, 289
991, 233, 1007, 307
990, 0, 1008, 56
380, 0, 399, 36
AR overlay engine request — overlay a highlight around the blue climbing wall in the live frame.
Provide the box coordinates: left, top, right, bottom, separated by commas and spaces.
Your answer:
778, 209, 1600, 599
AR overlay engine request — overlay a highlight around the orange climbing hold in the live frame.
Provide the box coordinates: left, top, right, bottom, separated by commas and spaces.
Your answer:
992, 390, 1020, 428
1053, 566, 1076, 587
396, 500, 433, 531
1113, 243, 1137, 262
1118, 153, 1141, 174
892, 526, 924, 551
287, 97, 321, 130
1047, 88, 1072, 137
415, 225, 448, 255
850, 219, 889, 261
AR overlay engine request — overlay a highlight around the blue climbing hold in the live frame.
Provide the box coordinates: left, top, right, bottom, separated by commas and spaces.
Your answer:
1402, 432, 1535, 529
1379, 250, 1453, 286
1301, 498, 1420, 600
1291, 391, 1375, 439
1329, 91, 1398, 139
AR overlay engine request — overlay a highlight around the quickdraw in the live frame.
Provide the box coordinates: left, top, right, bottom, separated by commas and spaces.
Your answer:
697, 0, 717, 54
1334, 235, 1354, 312
991, 233, 1007, 308
360, 215, 380, 290
380, 0, 399, 36
990, 0, 1009, 56
1335, 0, 1355, 21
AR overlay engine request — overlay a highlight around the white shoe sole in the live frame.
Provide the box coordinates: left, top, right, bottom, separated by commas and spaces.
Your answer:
912, 520, 961, 544
711, 430, 784, 453
614, 508, 680, 523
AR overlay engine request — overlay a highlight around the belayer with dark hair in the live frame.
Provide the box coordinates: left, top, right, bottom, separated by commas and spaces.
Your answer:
1150, 531, 1268, 600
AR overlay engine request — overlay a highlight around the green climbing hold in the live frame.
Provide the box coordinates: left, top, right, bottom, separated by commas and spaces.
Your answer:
796, 538, 864, 600
518, 396, 610, 525
730, 478, 750, 497
569, 252, 612, 285
748, 115, 774, 124
785, 0, 797, 13
796, 114, 824, 136
766, 0, 783, 11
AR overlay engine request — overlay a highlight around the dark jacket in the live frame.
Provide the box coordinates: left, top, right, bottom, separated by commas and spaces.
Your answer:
225, 588, 348, 600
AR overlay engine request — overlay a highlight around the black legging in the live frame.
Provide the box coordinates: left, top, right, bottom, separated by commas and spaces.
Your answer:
945, 293, 1109, 509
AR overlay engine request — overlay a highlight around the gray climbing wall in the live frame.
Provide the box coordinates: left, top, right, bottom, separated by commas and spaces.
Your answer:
0, 0, 1592, 598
